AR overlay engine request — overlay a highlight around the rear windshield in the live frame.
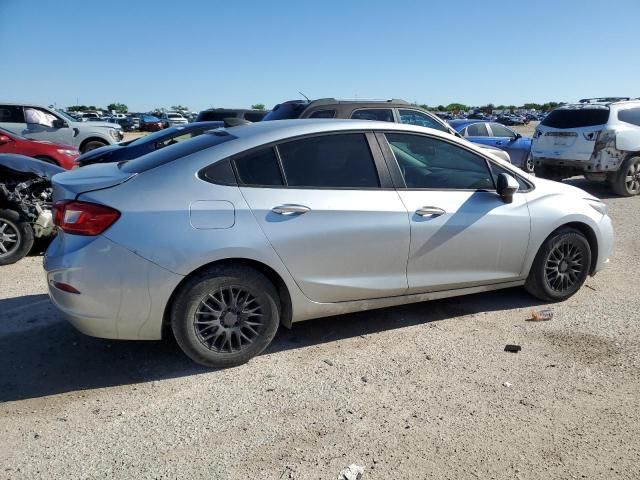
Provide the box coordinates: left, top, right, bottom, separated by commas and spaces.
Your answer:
541, 108, 609, 128
120, 130, 236, 173
262, 102, 307, 121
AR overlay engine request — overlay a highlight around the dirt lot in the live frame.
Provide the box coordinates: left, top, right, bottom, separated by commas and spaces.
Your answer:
1, 175, 639, 479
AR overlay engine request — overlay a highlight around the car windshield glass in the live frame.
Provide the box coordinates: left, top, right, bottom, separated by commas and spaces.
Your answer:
541, 108, 610, 128
120, 130, 236, 173
143, 115, 160, 122
263, 102, 307, 121
56, 110, 76, 122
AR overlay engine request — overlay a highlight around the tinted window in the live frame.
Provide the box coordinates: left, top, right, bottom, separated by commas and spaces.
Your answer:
244, 112, 267, 122
198, 111, 234, 122
465, 123, 489, 136
489, 123, 515, 137
234, 147, 284, 186
350, 109, 394, 122
308, 109, 336, 119
398, 109, 447, 131
385, 133, 493, 190
278, 134, 379, 188
0, 105, 25, 123
618, 107, 640, 127
542, 108, 609, 128
200, 159, 237, 185
263, 102, 308, 121
121, 131, 236, 173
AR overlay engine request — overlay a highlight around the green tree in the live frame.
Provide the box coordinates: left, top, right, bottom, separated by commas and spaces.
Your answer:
67, 105, 88, 112
107, 103, 128, 113
251, 103, 266, 110
446, 103, 468, 112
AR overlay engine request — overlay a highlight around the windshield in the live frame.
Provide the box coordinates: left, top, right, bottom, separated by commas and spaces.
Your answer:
542, 107, 610, 128
142, 115, 160, 122
56, 110, 77, 122
263, 102, 308, 121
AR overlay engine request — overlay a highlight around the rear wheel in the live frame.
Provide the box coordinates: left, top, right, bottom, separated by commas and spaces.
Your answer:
0, 209, 34, 266
171, 265, 280, 368
525, 228, 591, 302
612, 155, 640, 196
524, 151, 535, 173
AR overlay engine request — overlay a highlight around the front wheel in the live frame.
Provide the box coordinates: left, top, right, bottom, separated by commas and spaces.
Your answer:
171, 265, 280, 368
525, 228, 591, 302
612, 155, 640, 196
81, 140, 107, 153
0, 209, 34, 266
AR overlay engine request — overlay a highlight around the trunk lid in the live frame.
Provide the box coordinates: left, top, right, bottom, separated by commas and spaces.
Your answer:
52, 162, 136, 201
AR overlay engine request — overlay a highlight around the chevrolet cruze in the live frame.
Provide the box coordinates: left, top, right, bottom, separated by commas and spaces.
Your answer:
45, 120, 614, 368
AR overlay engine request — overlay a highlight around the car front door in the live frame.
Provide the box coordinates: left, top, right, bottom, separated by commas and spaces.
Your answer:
378, 132, 530, 293
237, 132, 410, 303
488, 123, 528, 167
23, 106, 74, 145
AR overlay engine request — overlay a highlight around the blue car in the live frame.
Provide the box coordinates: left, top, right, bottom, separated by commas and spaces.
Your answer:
449, 120, 534, 173
76, 122, 224, 167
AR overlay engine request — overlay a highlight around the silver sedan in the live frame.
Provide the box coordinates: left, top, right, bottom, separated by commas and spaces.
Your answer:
44, 120, 614, 368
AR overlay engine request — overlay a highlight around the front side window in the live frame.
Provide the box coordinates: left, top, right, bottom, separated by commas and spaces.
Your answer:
350, 109, 394, 122
489, 123, 515, 137
618, 107, 640, 127
398, 109, 447, 132
234, 147, 284, 186
277, 133, 379, 188
465, 123, 489, 136
385, 133, 494, 190
24, 107, 57, 127
308, 109, 336, 119
0, 105, 25, 123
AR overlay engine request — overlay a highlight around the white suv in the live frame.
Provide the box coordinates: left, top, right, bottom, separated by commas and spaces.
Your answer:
161, 112, 188, 127
532, 98, 640, 196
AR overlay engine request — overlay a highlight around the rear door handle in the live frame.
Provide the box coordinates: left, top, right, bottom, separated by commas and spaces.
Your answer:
415, 206, 446, 217
271, 204, 311, 215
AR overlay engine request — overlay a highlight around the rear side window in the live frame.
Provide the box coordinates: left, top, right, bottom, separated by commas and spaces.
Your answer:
244, 112, 267, 122
542, 108, 609, 128
277, 133, 379, 188
350, 109, 394, 122
308, 109, 336, 119
465, 123, 489, 136
489, 123, 515, 137
385, 133, 493, 190
234, 147, 284, 186
0, 105, 25, 123
120, 131, 236, 173
618, 107, 640, 127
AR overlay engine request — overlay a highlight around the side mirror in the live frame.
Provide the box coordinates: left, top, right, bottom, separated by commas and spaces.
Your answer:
0, 134, 11, 145
52, 119, 68, 128
496, 172, 519, 203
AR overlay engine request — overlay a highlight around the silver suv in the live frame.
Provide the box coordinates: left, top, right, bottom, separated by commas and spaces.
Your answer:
0, 103, 123, 153
532, 97, 640, 196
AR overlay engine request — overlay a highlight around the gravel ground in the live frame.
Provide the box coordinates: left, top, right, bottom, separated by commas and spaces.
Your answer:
1, 177, 638, 480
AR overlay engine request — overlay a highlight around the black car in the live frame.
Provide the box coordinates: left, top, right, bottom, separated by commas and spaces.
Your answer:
196, 108, 269, 124
75, 121, 223, 167
108, 116, 137, 132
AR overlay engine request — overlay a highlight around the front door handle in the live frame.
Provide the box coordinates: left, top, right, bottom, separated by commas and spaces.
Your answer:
415, 206, 446, 217
271, 204, 311, 215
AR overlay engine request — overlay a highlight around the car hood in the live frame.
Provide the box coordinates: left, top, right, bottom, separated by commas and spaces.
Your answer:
0, 153, 65, 180
531, 176, 598, 201
71, 120, 121, 129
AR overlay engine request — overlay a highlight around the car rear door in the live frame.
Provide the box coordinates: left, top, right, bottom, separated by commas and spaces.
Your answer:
377, 132, 530, 293
237, 131, 410, 303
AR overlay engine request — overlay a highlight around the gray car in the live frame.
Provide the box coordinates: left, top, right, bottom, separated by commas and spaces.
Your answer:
45, 120, 614, 368
0, 103, 123, 153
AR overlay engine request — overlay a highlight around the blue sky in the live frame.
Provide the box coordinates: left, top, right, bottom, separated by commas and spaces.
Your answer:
1, 0, 639, 112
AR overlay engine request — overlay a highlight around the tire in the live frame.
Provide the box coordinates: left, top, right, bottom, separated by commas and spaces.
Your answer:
611, 155, 640, 197
171, 265, 280, 368
81, 140, 107, 153
524, 151, 535, 173
0, 209, 34, 266
525, 228, 592, 302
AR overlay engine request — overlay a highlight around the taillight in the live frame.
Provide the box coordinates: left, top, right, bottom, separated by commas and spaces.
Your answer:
53, 201, 120, 236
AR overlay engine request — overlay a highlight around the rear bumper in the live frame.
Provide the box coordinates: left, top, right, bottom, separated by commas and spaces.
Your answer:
44, 234, 183, 340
